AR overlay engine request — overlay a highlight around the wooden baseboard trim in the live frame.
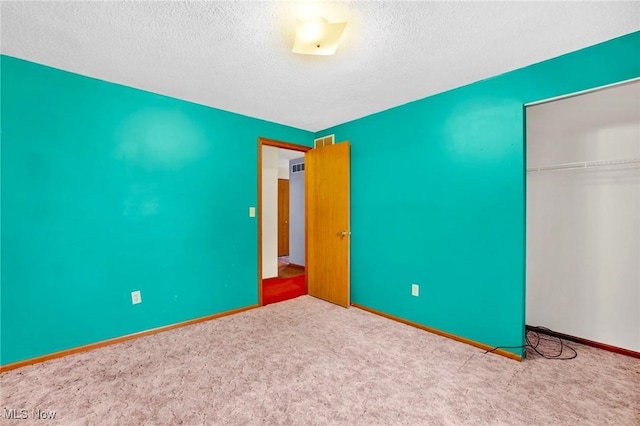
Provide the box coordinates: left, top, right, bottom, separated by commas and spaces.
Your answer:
0, 304, 259, 373
526, 325, 640, 359
352, 303, 522, 362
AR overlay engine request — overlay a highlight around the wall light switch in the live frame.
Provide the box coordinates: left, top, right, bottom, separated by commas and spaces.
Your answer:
411, 284, 419, 297
131, 290, 142, 305
249, 207, 256, 217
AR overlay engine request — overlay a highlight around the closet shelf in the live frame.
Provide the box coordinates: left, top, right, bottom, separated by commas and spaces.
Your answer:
527, 157, 640, 173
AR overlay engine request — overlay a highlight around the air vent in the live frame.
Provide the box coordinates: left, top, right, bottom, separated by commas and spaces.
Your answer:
314, 134, 335, 148
291, 162, 305, 173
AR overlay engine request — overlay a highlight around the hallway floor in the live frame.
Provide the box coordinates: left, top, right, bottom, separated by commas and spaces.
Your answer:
262, 256, 306, 305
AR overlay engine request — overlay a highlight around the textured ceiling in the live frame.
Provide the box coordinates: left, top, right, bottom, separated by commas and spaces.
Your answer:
1, 1, 639, 132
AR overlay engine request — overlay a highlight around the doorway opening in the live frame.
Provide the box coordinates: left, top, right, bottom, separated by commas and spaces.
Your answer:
258, 138, 311, 306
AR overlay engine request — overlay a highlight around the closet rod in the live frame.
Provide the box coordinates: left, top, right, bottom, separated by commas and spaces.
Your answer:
527, 158, 640, 173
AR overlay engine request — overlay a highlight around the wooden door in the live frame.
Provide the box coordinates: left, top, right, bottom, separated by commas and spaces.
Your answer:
277, 179, 290, 256
306, 142, 350, 307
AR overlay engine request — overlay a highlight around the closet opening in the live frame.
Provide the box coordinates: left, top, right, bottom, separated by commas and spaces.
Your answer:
525, 79, 640, 358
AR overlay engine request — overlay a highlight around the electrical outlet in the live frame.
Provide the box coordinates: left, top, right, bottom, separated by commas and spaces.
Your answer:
411, 284, 419, 297
131, 290, 142, 305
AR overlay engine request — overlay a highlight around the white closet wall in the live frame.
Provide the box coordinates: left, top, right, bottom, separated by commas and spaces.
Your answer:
526, 81, 640, 352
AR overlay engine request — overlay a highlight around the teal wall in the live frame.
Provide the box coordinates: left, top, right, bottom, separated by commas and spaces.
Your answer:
2, 32, 639, 364
0, 56, 313, 365
317, 32, 640, 357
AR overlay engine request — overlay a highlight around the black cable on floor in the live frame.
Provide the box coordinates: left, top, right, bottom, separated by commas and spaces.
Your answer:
484, 326, 577, 360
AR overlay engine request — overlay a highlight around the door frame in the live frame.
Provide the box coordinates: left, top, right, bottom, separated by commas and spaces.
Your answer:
257, 137, 311, 306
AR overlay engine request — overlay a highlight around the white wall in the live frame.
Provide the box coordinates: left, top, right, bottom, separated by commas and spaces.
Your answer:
278, 164, 289, 180
289, 158, 305, 266
262, 146, 278, 279
526, 81, 640, 352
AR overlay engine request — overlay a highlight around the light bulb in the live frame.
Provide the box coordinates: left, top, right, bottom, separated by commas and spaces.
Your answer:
298, 18, 328, 42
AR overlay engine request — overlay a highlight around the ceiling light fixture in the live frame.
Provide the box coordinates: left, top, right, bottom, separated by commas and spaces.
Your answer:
292, 18, 347, 56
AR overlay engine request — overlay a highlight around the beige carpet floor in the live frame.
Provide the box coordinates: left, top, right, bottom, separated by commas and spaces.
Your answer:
1, 295, 639, 425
